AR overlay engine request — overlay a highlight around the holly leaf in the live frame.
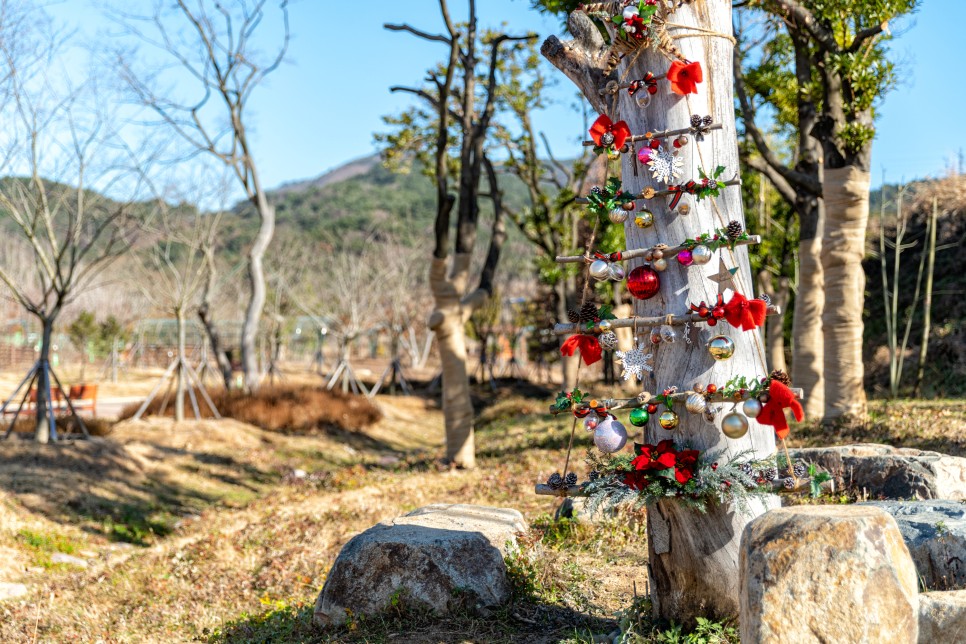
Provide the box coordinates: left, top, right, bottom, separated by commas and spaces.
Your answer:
714, 165, 726, 179
597, 304, 616, 320
612, 14, 624, 25
639, 4, 657, 20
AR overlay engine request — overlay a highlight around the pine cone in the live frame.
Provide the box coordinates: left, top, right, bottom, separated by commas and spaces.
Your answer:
578, 302, 598, 322
590, 186, 603, 196
793, 463, 808, 478
702, 115, 713, 126
547, 473, 563, 489
770, 369, 792, 386
588, 470, 600, 482
726, 220, 743, 240
760, 293, 772, 306
690, 114, 702, 128
564, 472, 578, 486
740, 463, 753, 476
763, 467, 778, 481
567, 308, 581, 323
782, 477, 796, 490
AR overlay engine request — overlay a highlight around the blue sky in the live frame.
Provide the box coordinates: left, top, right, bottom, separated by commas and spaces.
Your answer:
53, 0, 964, 191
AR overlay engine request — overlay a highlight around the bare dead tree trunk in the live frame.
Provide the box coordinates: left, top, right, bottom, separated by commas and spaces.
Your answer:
175, 307, 186, 422
242, 191, 275, 391
544, 6, 777, 625
199, 248, 233, 390
914, 198, 938, 396
35, 318, 54, 443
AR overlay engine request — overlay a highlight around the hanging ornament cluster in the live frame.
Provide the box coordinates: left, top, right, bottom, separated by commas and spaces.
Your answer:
589, 115, 631, 156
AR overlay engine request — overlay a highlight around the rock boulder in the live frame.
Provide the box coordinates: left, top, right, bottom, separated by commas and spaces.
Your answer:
740, 505, 918, 643
919, 590, 966, 643
314, 504, 526, 626
790, 444, 966, 500
861, 500, 966, 590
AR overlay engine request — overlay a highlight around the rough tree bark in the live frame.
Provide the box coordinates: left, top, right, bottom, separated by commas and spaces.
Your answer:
199, 246, 234, 390
544, 4, 779, 624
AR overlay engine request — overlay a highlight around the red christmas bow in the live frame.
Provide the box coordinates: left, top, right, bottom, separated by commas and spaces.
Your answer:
667, 60, 703, 95
589, 115, 631, 149
628, 72, 659, 96
560, 334, 602, 366
757, 380, 804, 440
723, 293, 768, 331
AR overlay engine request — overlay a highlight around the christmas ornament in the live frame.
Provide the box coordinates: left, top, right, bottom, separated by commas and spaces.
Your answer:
742, 397, 763, 418
726, 220, 743, 240
723, 293, 768, 331
615, 343, 654, 380
608, 263, 626, 281
594, 417, 628, 453
609, 207, 629, 224
629, 407, 650, 427
649, 328, 662, 345
721, 411, 749, 439
703, 406, 718, 423
658, 410, 679, 430
589, 259, 611, 281
652, 258, 668, 271
691, 244, 713, 265
599, 331, 619, 350
660, 326, 677, 343
646, 145, 684, 184
758, 379, 804, 440
673, 134, 688, 149
584, 415, 599, 432
597, 319, 612, 333
685, 393, 707, 414
590, 115, 630, 151
627, 265, 660, 300
707, 335, 736, 361
667, 60, 703, 95
677, 249, 694, 266
560, 335, 602, 366
634, 209, 654, 228
707, 257, 738, 295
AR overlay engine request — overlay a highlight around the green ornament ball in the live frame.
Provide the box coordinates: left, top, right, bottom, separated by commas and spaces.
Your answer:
629, 408, 650, 427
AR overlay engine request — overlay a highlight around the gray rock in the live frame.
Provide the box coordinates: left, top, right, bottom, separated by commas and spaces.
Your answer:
0, 582, 28, 601
790, 444, 966, 500
740, 505, 919, 643
862, 500, 966, 590
314, 504, 526, 626
50, 553, 88, 568
919, 590, 966, 643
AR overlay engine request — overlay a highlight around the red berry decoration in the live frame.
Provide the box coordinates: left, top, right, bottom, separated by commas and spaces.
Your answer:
647, 403, 658, 414
706, 384, 717, 394
712, 305, 725, 319
627, 265, 660, 300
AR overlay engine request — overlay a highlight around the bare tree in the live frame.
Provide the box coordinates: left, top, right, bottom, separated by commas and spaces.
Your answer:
383, 0, 535, 468
0, 7, 148, 441
113, 0, 290, 392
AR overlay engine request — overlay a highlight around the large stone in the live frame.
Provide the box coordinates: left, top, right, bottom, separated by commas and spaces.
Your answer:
314, 504, 526, 626
790, 444, 966, 500
0, 582, 28, 601
919, 590, 966, 643
861, 500, 966, 590
740, 505, 918, 643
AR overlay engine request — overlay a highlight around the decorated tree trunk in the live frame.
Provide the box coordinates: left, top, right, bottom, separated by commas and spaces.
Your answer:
542, 1, 793, 625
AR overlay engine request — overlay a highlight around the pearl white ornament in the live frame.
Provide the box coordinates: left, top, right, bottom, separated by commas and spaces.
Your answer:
589, 259, 611, 281
622, 5, 640, 19
652, 258, 668, 271
691, 244, 713, 265
594, 417, 628, 453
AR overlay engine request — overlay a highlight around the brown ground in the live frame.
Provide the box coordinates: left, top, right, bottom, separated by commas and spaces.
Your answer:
0, 392, 646, 643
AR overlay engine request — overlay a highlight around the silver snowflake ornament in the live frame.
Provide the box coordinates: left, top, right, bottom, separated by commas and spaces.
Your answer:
647, 145, 684, 184
615, 343, 654, 381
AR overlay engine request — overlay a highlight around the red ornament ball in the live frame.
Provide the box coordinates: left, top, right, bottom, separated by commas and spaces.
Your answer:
627, 265, 661, 300
646, 403, 658, 414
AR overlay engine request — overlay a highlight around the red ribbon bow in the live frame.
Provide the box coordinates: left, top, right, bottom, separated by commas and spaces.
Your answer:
560, 335, 602, 366
589, 115, 631, 149
667, 60, 703, 95
629, 72, 659, 96
723, 293, 768, 331
757, 380, 804, 440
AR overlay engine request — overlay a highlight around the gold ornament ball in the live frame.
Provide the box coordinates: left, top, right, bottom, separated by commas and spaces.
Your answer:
677, 203, 691, 215
685, 393, 707, 414
597, 319, 613, 333
652, 258, 668, 271
721, 411, 749, 439
634, 210, 654, 228
609, 207, 629, 224
658, 410, 679, 430
742, 397, 763, 418
707, 335, 736, 361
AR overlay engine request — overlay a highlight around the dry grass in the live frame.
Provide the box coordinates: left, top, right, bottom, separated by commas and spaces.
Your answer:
118, 384, 382, 434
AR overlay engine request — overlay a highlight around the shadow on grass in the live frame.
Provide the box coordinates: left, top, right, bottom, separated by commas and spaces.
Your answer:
207, 600, 615, 644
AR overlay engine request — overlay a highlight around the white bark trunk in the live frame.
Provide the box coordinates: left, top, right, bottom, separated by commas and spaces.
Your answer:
429, 254, 477, 468
614, 2, 778, 623
821, 166, 870, 419
241, 196, 275, 392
